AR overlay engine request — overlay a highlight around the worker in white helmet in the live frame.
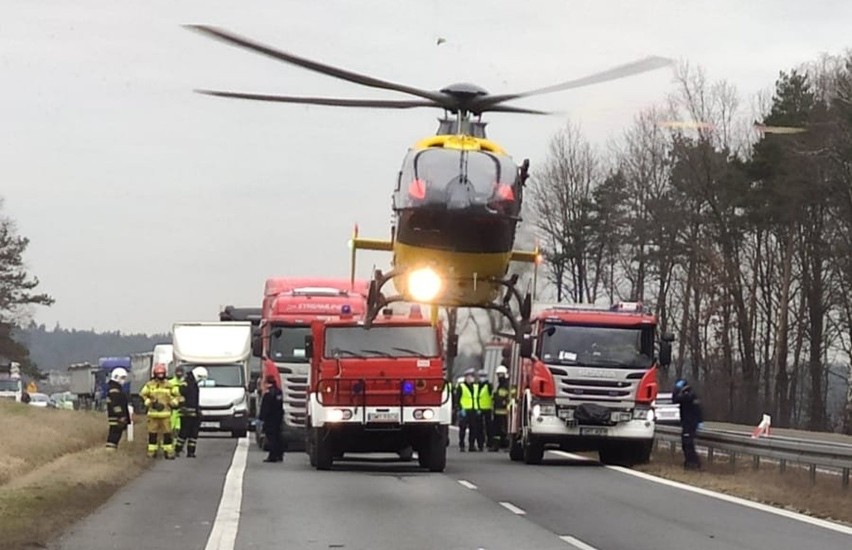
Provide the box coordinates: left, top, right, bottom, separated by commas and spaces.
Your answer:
105, 367, 130, 450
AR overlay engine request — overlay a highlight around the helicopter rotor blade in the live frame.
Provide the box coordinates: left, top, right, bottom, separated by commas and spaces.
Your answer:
483, 105, 551, 115
195, 90, 442, 109
186, 25, 449, 105
475, 56, 675, 109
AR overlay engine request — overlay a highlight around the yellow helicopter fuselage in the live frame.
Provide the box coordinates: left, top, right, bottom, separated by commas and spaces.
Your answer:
351, 133, 538, 308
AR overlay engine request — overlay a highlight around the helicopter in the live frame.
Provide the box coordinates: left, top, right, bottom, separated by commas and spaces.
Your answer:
187, 25, 674, 356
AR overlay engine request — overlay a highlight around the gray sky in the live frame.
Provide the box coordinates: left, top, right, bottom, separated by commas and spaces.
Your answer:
2, 0, 851, 334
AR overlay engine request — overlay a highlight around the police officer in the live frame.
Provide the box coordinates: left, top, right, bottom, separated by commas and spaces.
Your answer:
176, 367, 203, 458
105, 368, 130, 450
476, 369, 493, 452
455, 368, 481, 452
489, 365, 510, 451
259, 374, 284, 462
672, 378, 703, 470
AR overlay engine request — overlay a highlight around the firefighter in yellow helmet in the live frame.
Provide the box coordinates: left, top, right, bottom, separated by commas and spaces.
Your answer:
490, 365, 511, 451
141, 364, 179, 459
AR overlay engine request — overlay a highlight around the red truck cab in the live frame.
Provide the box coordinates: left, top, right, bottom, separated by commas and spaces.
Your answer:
304, 305, 450, 471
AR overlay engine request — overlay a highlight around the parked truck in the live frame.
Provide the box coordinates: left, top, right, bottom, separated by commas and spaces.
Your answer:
255, 278, 368, 450
304, 304, 450, 471
173, 322, 252, 438
0, 361, 23, 402
219, 306, 262, 425
507, 302, 673, 466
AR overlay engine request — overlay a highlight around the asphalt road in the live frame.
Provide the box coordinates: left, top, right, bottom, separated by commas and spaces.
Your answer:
49, 435, 852, 550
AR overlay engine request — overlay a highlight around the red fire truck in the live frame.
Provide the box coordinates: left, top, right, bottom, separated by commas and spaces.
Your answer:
508, 302, 673, 466
254, 278, 369, 449
304, 304, 450, 471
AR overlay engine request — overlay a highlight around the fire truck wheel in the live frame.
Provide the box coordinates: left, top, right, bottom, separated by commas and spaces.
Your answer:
599, 444, 629, 466
398, 446, 414, 462
314, 428, 334, 470
424, 430, 446, 472
522, 438, 544, 465
509, 437, 524, 462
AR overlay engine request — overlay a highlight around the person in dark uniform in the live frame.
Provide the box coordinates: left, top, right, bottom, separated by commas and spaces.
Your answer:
105, 368, 130, 450
672, 378, 703, 470
259, 374, 284, 462
455, 368, 481, 452
176, 368, 202, 458
489, 365, 510, 451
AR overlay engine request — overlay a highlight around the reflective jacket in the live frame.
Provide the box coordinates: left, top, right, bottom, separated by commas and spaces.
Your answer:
179, 374, 200, 416
141, 378, 179, 419
477, 382, 493, 411
457, 382, 478, 410
493, 380, 510, 415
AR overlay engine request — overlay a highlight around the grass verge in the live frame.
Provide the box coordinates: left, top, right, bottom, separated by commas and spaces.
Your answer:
0, 401, 150, 549
638, 445, 852, 526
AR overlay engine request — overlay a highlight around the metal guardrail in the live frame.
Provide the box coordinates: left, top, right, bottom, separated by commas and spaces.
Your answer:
654, 425, 852, 487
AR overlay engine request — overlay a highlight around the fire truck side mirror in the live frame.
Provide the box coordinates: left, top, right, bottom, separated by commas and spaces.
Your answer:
659, 335, 674, 367
447, 334, 458, 359
251, 335, 262, 358
519, 335, 533, 359
304, 335, 314, 360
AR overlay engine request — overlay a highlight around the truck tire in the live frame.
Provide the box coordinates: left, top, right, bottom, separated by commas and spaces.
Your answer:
398, 446, 414, 462
307, 428, 318, 467
627, 441, 653, 466
599, 444, 631, 466
232, 430, 247, 438
509, 437, 524, 462
314, 428, 333, 471
523, 437, 544, 465
425, 427, 447, 472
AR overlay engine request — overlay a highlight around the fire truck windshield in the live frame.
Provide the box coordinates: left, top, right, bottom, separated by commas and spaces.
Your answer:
324, 326, 439, 359
269, 325, 312, 363
539, 324, 654, 369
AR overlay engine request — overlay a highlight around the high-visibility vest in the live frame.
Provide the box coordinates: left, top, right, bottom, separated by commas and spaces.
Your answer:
477, 382, 493, 411
458, 383, 478, 410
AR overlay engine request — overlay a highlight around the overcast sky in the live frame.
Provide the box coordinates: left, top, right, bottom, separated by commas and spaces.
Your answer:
2, 0, 851, 334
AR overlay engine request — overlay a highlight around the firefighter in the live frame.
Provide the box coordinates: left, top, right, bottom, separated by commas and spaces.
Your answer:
169, 365, 186, 444
672, 378, 703, 470
105, 367, 130, 450
176, 367, 203, 458
455, 368, 481, 452
489, 365, 510, 451
141, 364, 179, 459
259, 374, 284, 462
476, 369, 493, 452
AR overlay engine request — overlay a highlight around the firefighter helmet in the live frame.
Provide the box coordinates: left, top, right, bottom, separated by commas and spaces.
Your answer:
192, 366, 209, 381
110, 367, 128, 382
495, 365, 508, 376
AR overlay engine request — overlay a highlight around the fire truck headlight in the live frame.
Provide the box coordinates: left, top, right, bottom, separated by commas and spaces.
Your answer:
633, 407, 652, 420
414, 408, 435, 420
408, 268, 442, 302
328, 409, 352, 422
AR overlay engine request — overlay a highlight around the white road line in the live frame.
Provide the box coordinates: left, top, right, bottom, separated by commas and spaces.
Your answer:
204, 437, 249, 550
550, 450, 852, 536
559, 535, 600, 550
499, 501, 527, 515
458, 479, 478, 489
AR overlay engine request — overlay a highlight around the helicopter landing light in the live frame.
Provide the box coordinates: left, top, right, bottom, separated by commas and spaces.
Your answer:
408, 179, 426, 200
495, 183, 515, 201
408, 267, 442, 302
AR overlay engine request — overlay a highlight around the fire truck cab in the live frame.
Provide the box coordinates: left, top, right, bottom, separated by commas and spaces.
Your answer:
305, 305, 450, 471
508, 302, 673, 466
254, 278, 368, 450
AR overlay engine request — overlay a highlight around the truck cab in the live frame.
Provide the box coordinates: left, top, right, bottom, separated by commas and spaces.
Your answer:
508, 302, 673, 466
255, 278, 368, 450
304, 305, 450, 471
0, 361, 23, 402
172, 322, 252, 438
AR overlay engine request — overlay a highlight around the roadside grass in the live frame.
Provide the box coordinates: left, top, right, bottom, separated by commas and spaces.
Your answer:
0, 401, 150, 549
639, 445, 852, 526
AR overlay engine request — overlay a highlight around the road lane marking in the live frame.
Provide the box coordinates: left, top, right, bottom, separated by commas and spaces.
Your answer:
204, 438, 249, 550
550, 450, 852, 536
499, 501, 526, 515
458, 479, 478, 489
560, 535, 599, 550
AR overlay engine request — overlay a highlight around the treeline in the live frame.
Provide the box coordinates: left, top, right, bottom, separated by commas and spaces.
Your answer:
529, 55, 852, 433
14, 323, 171, 373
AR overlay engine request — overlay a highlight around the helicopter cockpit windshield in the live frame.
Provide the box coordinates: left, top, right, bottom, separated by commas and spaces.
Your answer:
394, 148, 520, 216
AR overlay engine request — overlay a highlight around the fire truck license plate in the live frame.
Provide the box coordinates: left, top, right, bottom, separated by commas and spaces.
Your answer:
580, 427, 608, 436
368, 412, 399, 423
201, 421, 219, 428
